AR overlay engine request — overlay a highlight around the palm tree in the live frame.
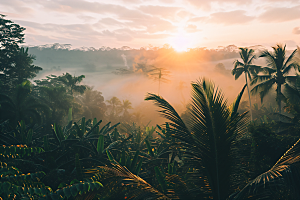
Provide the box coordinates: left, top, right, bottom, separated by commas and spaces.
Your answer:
148, 67, 170, 95
106, 96, 121, 117
119, 99, 133, 116
58, 73, 86, 95
251, 44, 300, 114
232, 47, 261, 121
145, 79, 248, 200
75, 87, 107, 120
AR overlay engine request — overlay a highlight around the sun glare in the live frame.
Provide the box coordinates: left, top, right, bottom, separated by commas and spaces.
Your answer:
170, 34, 191, 52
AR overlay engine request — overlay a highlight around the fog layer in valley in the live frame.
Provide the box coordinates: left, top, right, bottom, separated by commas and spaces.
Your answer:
28, 44, 283, 125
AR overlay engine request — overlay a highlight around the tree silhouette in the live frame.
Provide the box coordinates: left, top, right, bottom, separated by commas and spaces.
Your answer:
0, 80, 49, 125
75, 87, 107, 120
106, 96, 121, 117
148, 67, 170, 95
251, 44, 300, 114
9, 47, 42, 85
57, 73, 86, 95
119, 99, 133, 119
0, 15, 42, 91
232, 47, 261, 121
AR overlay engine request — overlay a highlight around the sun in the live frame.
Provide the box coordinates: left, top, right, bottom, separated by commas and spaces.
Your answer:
169, 34, 191, 52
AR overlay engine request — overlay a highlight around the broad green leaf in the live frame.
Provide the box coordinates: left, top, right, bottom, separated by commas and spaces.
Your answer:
97, 135, 104, 154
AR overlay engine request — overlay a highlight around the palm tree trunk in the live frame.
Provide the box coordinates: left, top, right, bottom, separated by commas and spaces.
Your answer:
277, 84, 281, 114
245, 74, 253, 121
158, 79, 160, 95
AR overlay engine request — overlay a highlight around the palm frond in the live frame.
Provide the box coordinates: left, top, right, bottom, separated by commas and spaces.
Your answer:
232, 138, 300, 199
85, 162, 173, 200
283, 48, 298, 72
144, 93, 192, 143
232, 67, 244, 80
283, 62, 300, 75
259, 50, 276, 69
251, 78, 276, 102
250, 75, 271, 86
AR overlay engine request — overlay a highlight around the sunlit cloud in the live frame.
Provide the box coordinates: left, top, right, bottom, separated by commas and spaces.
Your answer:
259, 6, 300, 22
1, 0, 300, 49
208, 10, 255, 25
292, 27, 300, 34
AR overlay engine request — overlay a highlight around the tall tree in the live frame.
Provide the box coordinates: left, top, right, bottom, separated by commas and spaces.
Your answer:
148, 67, 170, 95
232, 47, 261, 121
9, 47, 42, 85
0, 15, 42, 91
106, 96, 121, 117
75, 87, 107, 120
119, 99, 133, 120
57, 73, 86, 95
251, 44, 300, 114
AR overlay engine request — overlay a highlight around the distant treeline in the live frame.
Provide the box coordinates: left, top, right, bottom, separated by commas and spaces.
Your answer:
27, 43, 245, 73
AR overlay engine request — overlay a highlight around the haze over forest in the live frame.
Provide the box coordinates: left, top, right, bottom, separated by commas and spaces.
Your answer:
26, 44, 266, 124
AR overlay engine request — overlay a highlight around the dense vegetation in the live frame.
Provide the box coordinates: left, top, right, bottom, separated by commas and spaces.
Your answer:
1, 14, 300, 200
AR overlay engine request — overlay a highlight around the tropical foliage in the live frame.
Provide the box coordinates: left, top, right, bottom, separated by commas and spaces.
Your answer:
2, 15, 300, 200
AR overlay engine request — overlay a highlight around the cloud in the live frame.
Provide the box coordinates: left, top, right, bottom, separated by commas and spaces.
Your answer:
188, 16, 207, 23
208, 10, 254, 25
138, 5, 181, 18
187, 0, 252, 10
185, 24, 201, 33
77, 15, 96, 22
292, 27, 300, 34
259, 6, 300, 22
0, 0, 34, 14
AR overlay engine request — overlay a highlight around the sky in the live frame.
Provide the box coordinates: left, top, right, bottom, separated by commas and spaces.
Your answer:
2, 0, 300, 50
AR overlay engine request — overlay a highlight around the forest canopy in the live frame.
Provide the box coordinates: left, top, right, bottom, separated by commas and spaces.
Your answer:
1, 14, 300, 200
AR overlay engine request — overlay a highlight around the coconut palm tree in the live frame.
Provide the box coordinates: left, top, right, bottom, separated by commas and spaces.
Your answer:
119, 99, 133, 116
148, 67, 170, 95
145, 78, 248, 200
75, 87, 107, 120
106, 96, 121, 117
232, 47, 261, 121
58, 73, 86, 95
251, 44, 300, 114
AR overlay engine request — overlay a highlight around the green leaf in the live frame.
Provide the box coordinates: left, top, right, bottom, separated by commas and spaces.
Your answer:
125, 154, 132, 169
58, 182, 67, 189
154, 166, 167, 193
120, 150, 126, 166
26, 129, 33, 144
97, 135, 104, 154
131, 150, 140, 171
80, 117, 86, 138
135, 159, 143, 175
94, 181, 103, 189
106, 150, 117, 164
83, 182, 90, 192
63, 187, 72, 198
75, 153, 83, 180
146, 140, 154, 157
2, 182, 11, 191
43, 136, 50, 151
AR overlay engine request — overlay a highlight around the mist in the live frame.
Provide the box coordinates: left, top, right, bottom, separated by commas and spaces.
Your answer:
27, 44, 282, 125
